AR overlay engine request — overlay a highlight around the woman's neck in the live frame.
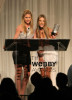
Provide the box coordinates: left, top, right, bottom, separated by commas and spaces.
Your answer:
39, 26, 44, 30
25, 23, 30, 28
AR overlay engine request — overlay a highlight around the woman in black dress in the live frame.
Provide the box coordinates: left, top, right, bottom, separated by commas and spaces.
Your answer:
12, 9, 34, 95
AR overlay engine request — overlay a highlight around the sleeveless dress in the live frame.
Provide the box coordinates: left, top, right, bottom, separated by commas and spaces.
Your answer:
12, 28, 34, 71
34, 28, 58, 68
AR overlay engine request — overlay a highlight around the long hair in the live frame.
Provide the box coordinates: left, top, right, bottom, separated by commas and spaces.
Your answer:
36, 14, 49, 38
21, 9, 33, 34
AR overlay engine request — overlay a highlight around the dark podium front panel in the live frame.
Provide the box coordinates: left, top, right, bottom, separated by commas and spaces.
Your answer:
4, 39, 70, 51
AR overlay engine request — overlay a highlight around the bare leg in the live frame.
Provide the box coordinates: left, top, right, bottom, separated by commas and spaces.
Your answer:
40, 68, 45, 78
15, 65, 22, 95
21, 65, 30, 95
38, 55, 52, 78
40, 67, 52, 78
38, 54, 46, 78
45, 66, 52, 78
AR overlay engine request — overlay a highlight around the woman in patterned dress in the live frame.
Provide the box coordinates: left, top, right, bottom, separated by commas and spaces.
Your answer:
34, 14, 58, 79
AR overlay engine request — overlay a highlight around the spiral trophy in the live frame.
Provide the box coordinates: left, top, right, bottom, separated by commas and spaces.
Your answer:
51, 24, 60, 36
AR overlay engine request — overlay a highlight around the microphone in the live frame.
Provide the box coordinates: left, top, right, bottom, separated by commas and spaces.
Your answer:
51, 24, 60, 36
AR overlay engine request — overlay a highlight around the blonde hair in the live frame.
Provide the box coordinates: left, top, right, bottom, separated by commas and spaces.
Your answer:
36, 14, 49, 38
21, 9, 33, 34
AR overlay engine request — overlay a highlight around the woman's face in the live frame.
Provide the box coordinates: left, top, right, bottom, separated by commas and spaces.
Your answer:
38, 17, 45, 28
24, 14, 32, 24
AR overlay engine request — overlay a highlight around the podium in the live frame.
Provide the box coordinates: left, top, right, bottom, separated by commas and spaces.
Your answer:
4, 39, 70, 94
4, 39, 70, 72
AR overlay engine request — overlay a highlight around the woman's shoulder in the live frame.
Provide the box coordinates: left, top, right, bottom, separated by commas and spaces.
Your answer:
47, 27, 52, 32
16, 24, 23, 31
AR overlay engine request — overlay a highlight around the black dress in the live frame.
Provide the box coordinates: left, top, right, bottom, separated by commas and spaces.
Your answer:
12, 46, 31, 71
12, 30, 34, 71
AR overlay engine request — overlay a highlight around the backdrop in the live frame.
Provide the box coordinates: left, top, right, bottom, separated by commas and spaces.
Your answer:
0, 0, 72, 94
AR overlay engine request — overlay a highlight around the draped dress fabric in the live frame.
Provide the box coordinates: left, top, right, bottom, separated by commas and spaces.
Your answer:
38, 45, 58, 68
